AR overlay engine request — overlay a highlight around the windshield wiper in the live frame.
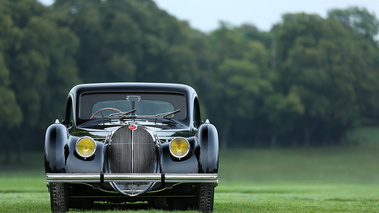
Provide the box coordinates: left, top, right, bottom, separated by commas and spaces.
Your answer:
155, 109, 181, 118
108, 109, 136, 118
80, 109, 137, 127
151, 109, 181, 126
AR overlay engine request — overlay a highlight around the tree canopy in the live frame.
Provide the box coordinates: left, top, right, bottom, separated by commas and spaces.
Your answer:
1, 0, 379, 162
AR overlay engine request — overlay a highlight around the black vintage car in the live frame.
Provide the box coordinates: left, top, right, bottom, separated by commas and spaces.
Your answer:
44, 83, 219, 212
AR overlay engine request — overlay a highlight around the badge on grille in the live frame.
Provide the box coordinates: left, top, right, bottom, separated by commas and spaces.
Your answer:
128, 124, 137, 130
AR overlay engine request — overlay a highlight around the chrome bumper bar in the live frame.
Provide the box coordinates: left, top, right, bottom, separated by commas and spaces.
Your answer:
46, 173, 218, 183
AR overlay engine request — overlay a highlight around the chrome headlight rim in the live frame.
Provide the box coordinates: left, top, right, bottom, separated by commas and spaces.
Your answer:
169, 137, 190, 159
75, 136, 97, 159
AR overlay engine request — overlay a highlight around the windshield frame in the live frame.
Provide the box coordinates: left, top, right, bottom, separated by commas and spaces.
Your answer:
76, 92, 187, 126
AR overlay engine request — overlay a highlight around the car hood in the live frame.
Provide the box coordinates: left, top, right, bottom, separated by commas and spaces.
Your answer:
73, 121, 195, 143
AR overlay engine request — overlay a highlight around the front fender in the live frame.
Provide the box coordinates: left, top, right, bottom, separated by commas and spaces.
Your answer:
65, 138, 104, 173
160, 137, 198, 173
198, 123, 219, 173
44, 123, 69, 173
44, 123, 104, 173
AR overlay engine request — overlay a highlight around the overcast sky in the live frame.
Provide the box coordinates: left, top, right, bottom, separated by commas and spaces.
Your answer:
39, 0, 379, 32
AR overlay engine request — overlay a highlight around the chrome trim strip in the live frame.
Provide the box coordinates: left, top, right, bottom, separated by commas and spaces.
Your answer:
131, 128, 134, 173
46, 173, 218, 183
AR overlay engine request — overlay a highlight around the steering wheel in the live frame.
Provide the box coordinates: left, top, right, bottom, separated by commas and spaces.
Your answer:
90, 107, 124, 119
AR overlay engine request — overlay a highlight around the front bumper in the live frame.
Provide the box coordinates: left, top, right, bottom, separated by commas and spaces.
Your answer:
46, 173, 218, 184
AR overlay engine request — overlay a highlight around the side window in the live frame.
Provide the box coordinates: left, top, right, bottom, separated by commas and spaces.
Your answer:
64, 98, 73, 128
193, 98, 201, 128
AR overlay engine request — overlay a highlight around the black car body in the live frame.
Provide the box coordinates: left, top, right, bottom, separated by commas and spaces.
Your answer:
44, 83, 219, 212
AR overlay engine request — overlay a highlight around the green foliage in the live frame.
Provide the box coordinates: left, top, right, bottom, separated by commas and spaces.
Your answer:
200, 23, 276, 147
328, 7, 379, 41
50, 0, 198, 84
272, 11, 379, 145
327, 8, 379, 123
0, 53, 22, 128
0, 0, 79, 159
0, 1, 379, 153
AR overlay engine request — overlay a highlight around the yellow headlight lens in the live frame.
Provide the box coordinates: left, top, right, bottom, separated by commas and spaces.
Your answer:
75, 137, 96, 158
169, 138, 190, 159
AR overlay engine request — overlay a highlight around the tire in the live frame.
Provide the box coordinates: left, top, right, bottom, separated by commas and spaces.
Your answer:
49, 183, 69, 213
197, 183, 215, 212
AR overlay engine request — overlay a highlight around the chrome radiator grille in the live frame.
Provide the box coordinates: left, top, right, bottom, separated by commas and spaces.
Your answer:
108, 126, 157, 196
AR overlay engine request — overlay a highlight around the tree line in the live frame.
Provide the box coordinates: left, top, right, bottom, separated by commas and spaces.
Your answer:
1, 0, 379, 162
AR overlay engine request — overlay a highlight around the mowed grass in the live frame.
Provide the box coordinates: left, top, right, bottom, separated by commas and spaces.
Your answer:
0, 127, 378, 212
216, 146, 379, 212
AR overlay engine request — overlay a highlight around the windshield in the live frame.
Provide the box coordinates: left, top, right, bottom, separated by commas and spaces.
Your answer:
79, 93, 187, 121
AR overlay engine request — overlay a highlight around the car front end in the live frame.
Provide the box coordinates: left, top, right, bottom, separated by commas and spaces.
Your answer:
44, 83, 219, 212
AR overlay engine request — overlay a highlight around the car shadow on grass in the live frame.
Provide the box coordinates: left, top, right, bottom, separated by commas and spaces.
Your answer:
79, 201, 196, 212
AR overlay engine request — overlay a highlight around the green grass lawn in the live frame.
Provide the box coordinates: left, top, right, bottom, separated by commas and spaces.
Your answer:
0, 127, 378, 212
216, 182, 379, 212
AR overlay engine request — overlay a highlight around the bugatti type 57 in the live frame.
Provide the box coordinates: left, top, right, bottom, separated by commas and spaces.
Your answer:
44, 83, 219, 212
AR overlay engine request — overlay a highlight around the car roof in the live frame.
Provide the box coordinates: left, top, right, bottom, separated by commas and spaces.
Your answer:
70, 82, 197, 97
69, 83, 197, 127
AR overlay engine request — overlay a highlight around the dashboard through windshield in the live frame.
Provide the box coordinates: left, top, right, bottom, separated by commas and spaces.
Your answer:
79, 93, 187, 121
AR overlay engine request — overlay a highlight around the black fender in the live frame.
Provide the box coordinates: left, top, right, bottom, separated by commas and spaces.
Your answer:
198, 122, 219, 173
44, 123, 105, 173
65, 138, 104, 173
159, 137, 198, 173
44, 123, 69, 173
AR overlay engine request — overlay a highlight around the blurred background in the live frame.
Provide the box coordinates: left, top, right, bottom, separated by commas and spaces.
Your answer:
1, 0, 378, 211
1, 0, 379, 161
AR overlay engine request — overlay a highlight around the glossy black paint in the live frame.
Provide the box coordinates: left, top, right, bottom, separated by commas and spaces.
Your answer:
66, 138, 104, 173
44, 123, 68, 173
44, 82, 219, 199
159, 137, 199, 173
198, 123, 219, 173
44, 123, 105, 173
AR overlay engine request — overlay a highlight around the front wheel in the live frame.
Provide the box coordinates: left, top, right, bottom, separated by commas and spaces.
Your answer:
49, 183, 69, 212
197, 183, 215, 212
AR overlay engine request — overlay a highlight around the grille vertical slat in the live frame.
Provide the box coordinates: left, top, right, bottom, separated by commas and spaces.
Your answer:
108, 126, 157, 196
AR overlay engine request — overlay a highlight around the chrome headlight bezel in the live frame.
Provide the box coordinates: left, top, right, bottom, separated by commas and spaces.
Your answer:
75, 136, 97, 159
169, 137, 190, 159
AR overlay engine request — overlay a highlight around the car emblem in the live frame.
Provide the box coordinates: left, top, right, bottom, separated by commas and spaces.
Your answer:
128, 124, 137, 130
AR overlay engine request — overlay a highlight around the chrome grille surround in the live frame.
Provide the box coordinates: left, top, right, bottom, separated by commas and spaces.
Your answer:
107, 126, 157, 196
